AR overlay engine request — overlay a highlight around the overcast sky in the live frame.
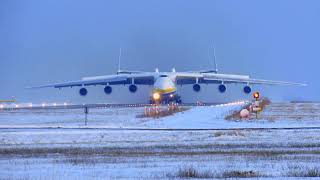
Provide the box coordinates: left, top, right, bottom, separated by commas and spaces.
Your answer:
0, 0, 319, 103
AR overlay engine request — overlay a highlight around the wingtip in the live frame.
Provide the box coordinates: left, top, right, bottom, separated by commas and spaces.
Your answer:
295, 82, 308, 86
25, 85, 45, 89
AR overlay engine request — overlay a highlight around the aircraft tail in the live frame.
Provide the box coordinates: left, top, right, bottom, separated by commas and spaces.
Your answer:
212, 44, 218, 73
117, 48, 122, 74
116, 48, 142, 74
190, 45, 219, 74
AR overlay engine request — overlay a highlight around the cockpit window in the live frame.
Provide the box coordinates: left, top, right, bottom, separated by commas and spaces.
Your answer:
160, 75, 168, 77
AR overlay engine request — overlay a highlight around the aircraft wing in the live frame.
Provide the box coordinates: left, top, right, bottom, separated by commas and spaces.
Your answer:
202, 77, 307, 86
0, 100, 16, 103
176, 73, 306, 86
28, 74, 155, 89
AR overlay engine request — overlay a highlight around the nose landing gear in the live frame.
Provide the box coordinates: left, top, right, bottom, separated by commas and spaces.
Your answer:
149, 93, 182, 104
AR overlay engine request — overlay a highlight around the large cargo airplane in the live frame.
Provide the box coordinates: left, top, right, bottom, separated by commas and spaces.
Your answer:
30, 51, 306, 104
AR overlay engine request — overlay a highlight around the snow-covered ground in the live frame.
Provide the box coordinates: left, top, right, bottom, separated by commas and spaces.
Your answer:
0, 102, 246, 129
1, 101, 320, 129
1, 102, 320, 179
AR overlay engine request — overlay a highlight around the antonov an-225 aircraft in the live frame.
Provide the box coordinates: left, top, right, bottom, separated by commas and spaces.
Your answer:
31, 56, 306, 104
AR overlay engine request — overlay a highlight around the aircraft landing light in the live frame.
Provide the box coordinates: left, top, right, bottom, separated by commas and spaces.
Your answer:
153, 93, 160, 100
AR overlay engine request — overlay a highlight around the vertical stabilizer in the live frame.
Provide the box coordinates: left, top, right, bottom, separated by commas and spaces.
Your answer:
212, 44, 218, 73
117, 48, 122, 73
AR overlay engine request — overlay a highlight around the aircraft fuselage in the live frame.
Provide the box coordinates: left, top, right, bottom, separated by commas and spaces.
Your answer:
151, 75, 180, 104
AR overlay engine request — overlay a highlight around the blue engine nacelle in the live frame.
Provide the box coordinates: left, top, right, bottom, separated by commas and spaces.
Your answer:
129, 84, 137, 93
104, 86, 112, 94
193, 84, 201, 92
79, 88, 88, 96
218, 84, 227, 93
243, 86, 252, 94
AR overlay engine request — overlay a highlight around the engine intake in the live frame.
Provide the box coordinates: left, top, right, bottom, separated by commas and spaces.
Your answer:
218, 84, 227, 93
129, 84, 137, 93
193, 84, 201, 92
79, 88, 88, 96
104, 86, 112, 94
243, 86, 252, 94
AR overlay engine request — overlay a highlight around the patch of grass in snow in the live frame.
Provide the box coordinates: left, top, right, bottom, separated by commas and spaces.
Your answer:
167, 167, 264, 179
167, 167, 216, 179
213, 130, 245, 137
2, 143, 320, 158
222, 170, 262, 178
286, 165, 320, 177
61, 157, 98, 165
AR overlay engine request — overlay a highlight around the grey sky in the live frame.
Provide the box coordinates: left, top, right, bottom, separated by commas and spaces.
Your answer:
0, 0, 318, 103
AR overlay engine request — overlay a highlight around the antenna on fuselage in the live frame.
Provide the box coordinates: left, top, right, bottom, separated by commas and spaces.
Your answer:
117, 48, 122, 73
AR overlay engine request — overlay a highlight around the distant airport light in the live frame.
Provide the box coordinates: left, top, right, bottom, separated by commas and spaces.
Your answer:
29, 103, 33, 107
63, 102, 67, 106
153, 93, 160, 100
42, 103, 46, 107
253, 92, 260, 99
0, 105, 4, 109
53, 103, 57, 106
15, 104, 19, 108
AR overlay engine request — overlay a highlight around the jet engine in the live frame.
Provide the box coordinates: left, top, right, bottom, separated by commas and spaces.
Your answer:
79, 88, 88, 96
243, 86, 252, 94
104, 86, 112, 94
193, 84, 201, 92
218, 84, 227, 93
129, 84, 138, 93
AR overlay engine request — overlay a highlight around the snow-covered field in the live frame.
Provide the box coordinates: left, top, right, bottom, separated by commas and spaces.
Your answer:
0, 102, 246, 129
1, 102, 320, 179
1, 102, 320, 129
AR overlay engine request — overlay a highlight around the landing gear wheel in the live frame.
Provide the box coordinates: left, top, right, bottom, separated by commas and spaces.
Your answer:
175, 96, 182, 104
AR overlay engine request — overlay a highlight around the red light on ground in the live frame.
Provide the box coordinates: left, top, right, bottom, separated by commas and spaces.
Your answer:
253, 92, 260, 99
